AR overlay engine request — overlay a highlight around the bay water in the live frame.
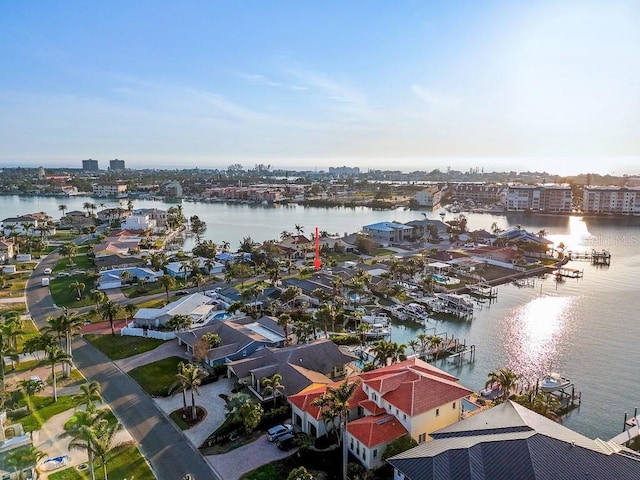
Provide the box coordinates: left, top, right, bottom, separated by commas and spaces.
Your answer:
4, 195, 640, 439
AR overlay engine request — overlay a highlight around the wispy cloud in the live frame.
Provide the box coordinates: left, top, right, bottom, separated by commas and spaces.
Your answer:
235, 72, 307, 91
411, 84, 462, 109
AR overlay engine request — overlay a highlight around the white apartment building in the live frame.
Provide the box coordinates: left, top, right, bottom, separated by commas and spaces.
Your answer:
506, 184, 572, 212
92, 183, 128, 197
414, 186, 443, 207
583, 186, 640, 215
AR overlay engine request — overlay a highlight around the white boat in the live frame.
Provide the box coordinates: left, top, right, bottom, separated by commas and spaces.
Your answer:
39, 455, 69, 472
539, 373, 571, 393
364, 324, 391, 339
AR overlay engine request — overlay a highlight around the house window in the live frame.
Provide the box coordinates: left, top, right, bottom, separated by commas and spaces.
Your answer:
363, 450, 366, 461
453, 402, 456, 409
350, 439, 354, 450
358, 406, 364, 417
373, 449, 378, 458
396, 408, 399, 414
436, 408, 440, 416
403, 413, 406, 420
418, 433, 426, 443
295, 414, 302, 428
373, 393, 377, 401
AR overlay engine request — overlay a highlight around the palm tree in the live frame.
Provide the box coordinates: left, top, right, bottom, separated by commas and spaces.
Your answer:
176, 363, 207, 420
44, 344, 71, 402
169, 362, 191, 411
58, 204, 68, 217
224, 392, 252, 418
159, 275, 176, 301
92, 417, 128, 480
18, 378, 45, 413
45, 308, 83, 377
89, 290, 107, 310
261, 373, 285, 406
98, 300, 122, 336
294, 224, 304, 236
166, 314, 192, 332
69, 280, 86, 299
407, 339, 419, 356
119, 270, 132, 286
60, 242, 77, 267
486, 367, 521, 401
62, 407, 110, 480
73, 381, 103, 411
4, 445, 46, 477
124, 303, 137, 321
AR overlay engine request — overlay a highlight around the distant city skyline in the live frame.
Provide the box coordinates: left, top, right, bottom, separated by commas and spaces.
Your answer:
1, 1, 639, 175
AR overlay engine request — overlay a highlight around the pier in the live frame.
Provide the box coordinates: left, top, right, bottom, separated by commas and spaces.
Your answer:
565, 249, 612, 266
552, 267, 584, 278
610, 409, 640, 448
466, 282, 498, 298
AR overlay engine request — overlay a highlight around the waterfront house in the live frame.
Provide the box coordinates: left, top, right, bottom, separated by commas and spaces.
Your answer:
176, 315, 285, 366
96, 208, 132, 224
405, 219, 448, 242
229, 339, 356, 402
133, 292, 216, 328
93, 231, 142, 257
363, 222, 414, 245
165, 261, 192, 279
289, 358, 473, 470
92, 183, 127, 197
387, 400, 640, 480
0, 240, 15, 261
2, 214, 47, 236
414, 186, 443, 207
97, 266, 163, 290
121, 213, 157, 232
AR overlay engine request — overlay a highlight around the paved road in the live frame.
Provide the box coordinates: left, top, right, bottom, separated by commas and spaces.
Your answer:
25, 247, 221, 480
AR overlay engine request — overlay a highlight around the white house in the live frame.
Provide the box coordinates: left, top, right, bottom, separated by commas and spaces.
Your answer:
362, 222, 413, 245
121, 214, 157, 232
414, 186, 443, 207
133, 292, 217, 328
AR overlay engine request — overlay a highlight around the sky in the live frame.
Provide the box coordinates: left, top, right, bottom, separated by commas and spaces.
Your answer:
1, 0, 639, 175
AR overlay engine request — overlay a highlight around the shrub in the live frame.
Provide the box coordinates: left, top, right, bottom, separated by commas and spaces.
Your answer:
331, 334, 360, 346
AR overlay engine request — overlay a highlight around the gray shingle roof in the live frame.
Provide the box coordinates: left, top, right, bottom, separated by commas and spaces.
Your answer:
388, 401, 640, 480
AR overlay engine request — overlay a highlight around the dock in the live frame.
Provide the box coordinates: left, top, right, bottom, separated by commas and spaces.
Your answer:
566, 249, 612, 266
466, 282, 498, 298
610, 409, 640, 447
552, 267, 584, 279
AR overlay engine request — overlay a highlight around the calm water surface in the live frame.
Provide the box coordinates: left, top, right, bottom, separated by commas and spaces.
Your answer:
4, 195, 640, 439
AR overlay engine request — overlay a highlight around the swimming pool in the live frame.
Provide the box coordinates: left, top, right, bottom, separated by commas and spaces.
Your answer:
462, 398, 479, 413
213, 312, 231, 320
432, 274, 461, 285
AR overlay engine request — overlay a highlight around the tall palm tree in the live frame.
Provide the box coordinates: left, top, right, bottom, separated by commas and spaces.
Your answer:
169, 362, 190, 411
89, 290, 107, 310
92, 417, 128, 480
60, 242, 77, 266
261, 373, 285, 406
486, 367, 521, 401
159, 275, 176, 301
58, 204, 68, 217
98, 300, 122, 336
176, 363, 207, 420
45, 344, 72, 402
4, 445, 46, 476
73, 381, 103, 411
124, 303, 137, 322
294, 224, 304, 236
45, 308, 83, 377
62, 407, 110, 480
277, 313, 291, 346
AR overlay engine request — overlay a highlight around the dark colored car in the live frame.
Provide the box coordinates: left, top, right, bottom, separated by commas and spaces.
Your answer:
175, 289, 190, 296
276, 432, 296, 451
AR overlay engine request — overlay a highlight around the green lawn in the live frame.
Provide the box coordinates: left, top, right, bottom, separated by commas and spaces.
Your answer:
128, 356, 184, 397
49, 446, 155, 480
135, 298, 168, 309
121, 280, 189, 299
11, 394, 82, 432
372, 248, 395, 256
85, 334, 166, 360
0, 304, 27, 315
53, 253, 94, 272
16, 319, 39, 350
49, 274, 95, 308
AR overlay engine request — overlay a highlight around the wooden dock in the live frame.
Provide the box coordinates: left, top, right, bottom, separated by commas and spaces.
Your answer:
552, 267, 584, 278
566, 249, 612, 265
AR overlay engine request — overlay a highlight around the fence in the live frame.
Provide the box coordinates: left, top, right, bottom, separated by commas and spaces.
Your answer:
120, 326, 176, 340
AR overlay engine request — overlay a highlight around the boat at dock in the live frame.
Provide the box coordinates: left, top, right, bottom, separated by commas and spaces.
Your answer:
539, 373, 571, 393
363, 323, 391, 339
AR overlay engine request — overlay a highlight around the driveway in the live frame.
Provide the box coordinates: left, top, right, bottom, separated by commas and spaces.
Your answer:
114, 340, 189, 373
153, 377, 234, 448
207, 434, 298, 480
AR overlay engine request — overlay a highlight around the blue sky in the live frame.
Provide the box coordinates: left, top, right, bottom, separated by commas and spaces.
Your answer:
1, 0, 639, 174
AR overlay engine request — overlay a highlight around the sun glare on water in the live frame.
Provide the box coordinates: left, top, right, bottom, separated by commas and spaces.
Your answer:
503, 295, 575, 380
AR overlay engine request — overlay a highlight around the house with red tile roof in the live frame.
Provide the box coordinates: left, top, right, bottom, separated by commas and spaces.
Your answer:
288, 358, 473, 470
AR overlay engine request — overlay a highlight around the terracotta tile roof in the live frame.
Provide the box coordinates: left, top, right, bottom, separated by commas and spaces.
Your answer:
348, 414, 408, 448
358, 358, 458, 383
382, 373, 473, 416
359, 399, 386, 416
288, 385, 326, 420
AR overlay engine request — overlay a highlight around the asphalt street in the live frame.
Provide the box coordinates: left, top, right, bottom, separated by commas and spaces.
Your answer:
25, 245, 221, 480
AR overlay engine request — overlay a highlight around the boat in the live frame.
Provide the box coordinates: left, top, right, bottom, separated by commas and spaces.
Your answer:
39, 455, 69, 472
364, 324, 391, 339
539, 373, 571, 393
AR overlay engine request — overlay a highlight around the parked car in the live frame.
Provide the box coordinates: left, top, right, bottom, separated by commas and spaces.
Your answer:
463, 243, 475, 248
275, 432, 297, 451
267, 423, 293, 442
175, 289, 190, 296
43, 267, 52, 274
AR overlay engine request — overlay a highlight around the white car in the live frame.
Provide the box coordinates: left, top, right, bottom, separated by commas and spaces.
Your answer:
267, 423, 293, 442
43, 268, 52, 274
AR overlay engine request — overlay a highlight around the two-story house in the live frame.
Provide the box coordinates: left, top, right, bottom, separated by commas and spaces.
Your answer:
288, 358, 473, 470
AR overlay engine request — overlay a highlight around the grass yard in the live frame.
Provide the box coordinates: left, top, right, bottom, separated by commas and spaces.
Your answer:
128, 356, 185, 397
122, 280, 188, 299
11, 394, 82, 432
373, 248, 395, 256
0, 304, 27, 315
135, 297, 169, 309
16, 319, 39, 350
49, 446, 155, 480
53, 253, 94, 272
49, 274, 95, 308
85, 334, 166, 360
